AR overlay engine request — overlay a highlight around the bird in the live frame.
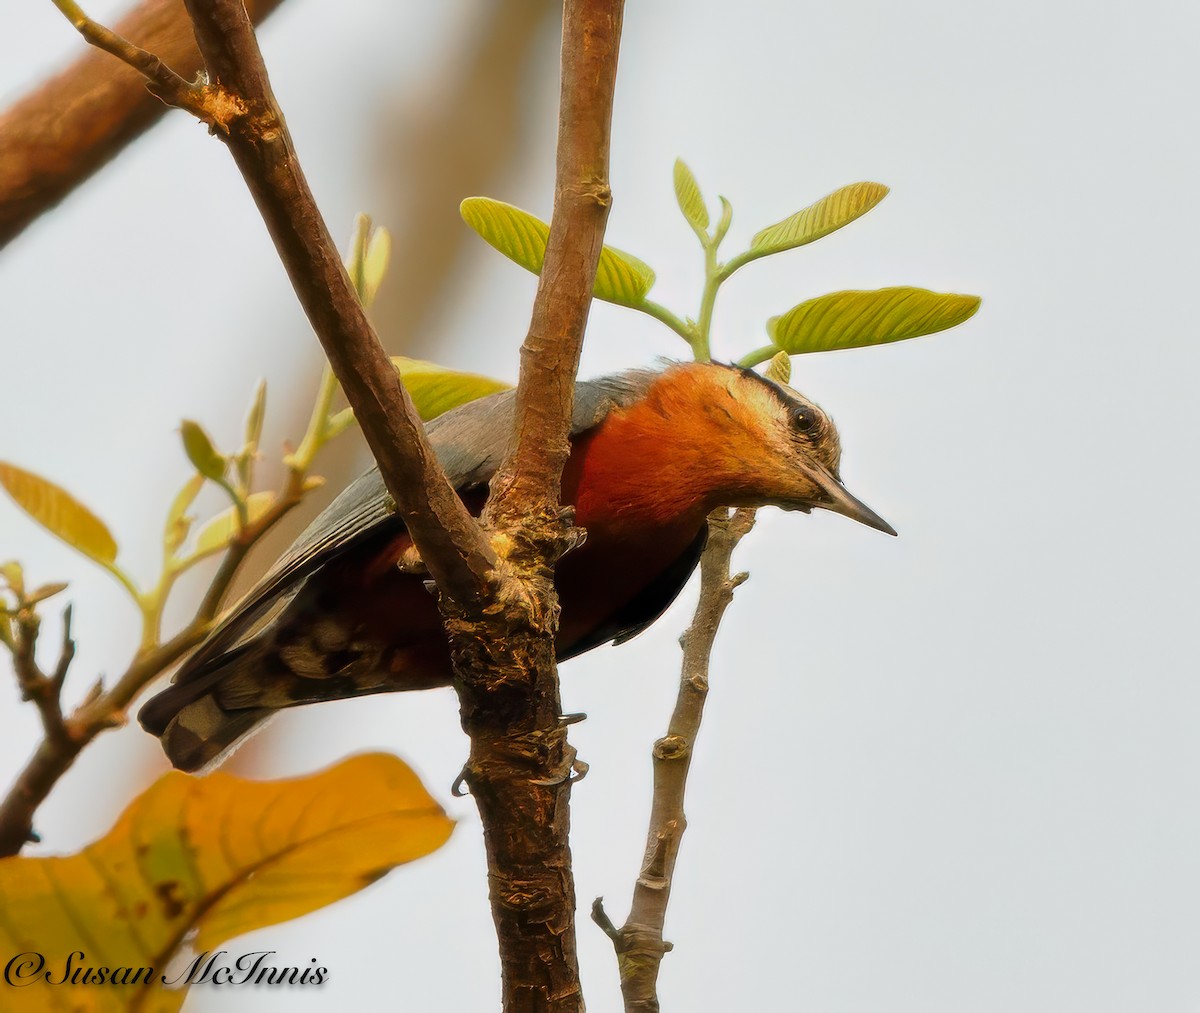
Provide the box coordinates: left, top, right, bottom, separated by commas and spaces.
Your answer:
139, 361, 895, 771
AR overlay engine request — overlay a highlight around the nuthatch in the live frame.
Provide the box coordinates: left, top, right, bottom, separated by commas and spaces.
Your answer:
140, 362, 894, 770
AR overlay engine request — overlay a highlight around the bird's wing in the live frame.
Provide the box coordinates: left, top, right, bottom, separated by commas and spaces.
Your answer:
158, 370, 660, 680
559, 526, 708, 661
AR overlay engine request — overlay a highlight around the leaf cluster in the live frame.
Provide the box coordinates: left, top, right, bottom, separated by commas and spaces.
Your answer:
462, 160, 981, 367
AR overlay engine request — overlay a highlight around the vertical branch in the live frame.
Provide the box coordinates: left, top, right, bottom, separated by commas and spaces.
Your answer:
448, 3, 625, 1010
486, 0, 625, 521
594, 507, 756, 1010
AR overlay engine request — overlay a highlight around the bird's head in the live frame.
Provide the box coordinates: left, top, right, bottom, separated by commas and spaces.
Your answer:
631, 363, 896, 536
745, 370, 895, 535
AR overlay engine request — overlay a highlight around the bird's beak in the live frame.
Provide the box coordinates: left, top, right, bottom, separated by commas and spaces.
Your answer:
805, 464, 897, 536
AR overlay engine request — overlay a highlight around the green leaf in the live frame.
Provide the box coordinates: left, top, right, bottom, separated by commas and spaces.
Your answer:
179, 420, 226, 481
345, 213, 371, 299
460, 197, 656, 307
0, 462, 118, 566
769, 287, 982, 354
190, 491, 275, 559
393, 357, 511, 420
749, 181, 889, 258
0, 754, 453, 1012
243, 379, 267, 452
673, 158, 709, 233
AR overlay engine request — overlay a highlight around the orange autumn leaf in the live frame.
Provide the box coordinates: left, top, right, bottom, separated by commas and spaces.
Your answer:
0, 753, 453, 1012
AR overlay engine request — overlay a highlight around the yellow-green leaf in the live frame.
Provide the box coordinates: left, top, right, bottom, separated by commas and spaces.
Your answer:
362, 226, 392, 308
0, 753, 453, 1012
769, 287, 982, 354
460, 197, 656, 307
243, 379, 267, 452
163, 473, 205, 557
765, 350, 792, 384
393, 356, 511, 420
750, 181, 889, 258
673, 158, 709, 233
179, 420, 226, 481
190, 491, 275, 558
0, 463, 118, 566
0, 560, 24, 595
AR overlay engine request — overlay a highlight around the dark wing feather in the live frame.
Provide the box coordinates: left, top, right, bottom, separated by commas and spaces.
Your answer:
559, 527, 708, 660
148, 370, 659, 692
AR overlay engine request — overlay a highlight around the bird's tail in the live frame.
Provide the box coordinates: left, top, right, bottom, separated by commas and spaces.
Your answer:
138, 641, 274, 773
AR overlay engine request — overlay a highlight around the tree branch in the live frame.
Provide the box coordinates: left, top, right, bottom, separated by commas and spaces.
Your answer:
0, 477, 305, 857
43, 3, 625, 1007
0, 0, 286, 250
436, 3, 623, 1010
171, 0, 498, 608
594, 507, 756, 1012
485, 0, 623, 523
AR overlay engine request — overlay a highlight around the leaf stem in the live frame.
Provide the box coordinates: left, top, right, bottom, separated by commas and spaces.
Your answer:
716, 247, 756, 282
692, 240, 720, 362
635, 299, 695, 349
287, 364, 339, 472
736, 344, 778, 368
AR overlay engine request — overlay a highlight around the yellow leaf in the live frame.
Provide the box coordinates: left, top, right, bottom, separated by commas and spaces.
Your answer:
0, 462, 118, 566
749, 181, 889, 258
25, 581, 69, 607
392, 356, 511, 420
0, 754, 453, 1012
769, 287, 982, 354
460, 196, 656, 307
190, 491, 275, 558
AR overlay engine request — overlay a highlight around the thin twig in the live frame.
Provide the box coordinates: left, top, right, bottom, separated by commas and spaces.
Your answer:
594, 507, 756, 1012
0, 477, 306, 857
0, 0, 286, 249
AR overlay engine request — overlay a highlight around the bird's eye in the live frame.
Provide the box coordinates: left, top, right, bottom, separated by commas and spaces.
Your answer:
790, 408, 818, 435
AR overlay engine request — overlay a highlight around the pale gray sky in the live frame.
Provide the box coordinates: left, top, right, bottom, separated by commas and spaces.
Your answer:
1, 1, 1198, 1010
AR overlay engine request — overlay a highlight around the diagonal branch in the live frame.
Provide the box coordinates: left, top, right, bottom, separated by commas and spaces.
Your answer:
172, 0, 498, 608
0, 0, 286, 250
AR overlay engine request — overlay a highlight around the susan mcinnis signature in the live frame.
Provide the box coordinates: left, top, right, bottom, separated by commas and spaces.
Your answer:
3, 950, 328, 988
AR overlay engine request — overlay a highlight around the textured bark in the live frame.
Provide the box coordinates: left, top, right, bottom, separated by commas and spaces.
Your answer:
454, 3, 625, 1008
0, 0, 285, 249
